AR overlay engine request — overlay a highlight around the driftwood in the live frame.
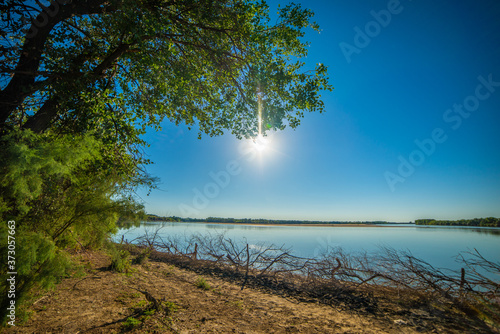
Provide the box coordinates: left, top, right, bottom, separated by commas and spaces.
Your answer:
122, 230, 500, 323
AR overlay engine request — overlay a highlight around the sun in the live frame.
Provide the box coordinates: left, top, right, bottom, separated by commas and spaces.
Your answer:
252, 134, 269, 152
240, 132, 279, 164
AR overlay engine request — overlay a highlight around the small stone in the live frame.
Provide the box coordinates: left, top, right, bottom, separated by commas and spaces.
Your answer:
394, 319, 407, 325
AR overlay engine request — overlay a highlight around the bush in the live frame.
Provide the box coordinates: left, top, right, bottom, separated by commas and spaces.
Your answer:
195, 277, 211, 290
0, 229, 72, 326
162, 300, 179, 315
0, 99, 147, 327
123, 316, 141, 329
110, 249, 132, 274
133, 248, 151, 265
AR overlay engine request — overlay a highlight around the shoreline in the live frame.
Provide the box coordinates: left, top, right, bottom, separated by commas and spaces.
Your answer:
11, 248, 494, 334
146, 221, 415, 227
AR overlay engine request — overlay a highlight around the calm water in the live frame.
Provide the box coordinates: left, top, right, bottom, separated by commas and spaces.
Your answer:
116, 222, 500, 272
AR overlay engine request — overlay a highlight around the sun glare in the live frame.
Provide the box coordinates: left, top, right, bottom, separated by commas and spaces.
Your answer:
252, 134, 269, 152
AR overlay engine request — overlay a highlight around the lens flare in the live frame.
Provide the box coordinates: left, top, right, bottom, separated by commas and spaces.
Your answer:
253, 134, 268, 152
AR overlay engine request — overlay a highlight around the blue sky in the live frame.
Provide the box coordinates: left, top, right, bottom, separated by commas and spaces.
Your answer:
138, 0, 500, 222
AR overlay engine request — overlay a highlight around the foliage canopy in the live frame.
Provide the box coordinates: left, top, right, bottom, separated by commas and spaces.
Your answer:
1, 0, 332, 140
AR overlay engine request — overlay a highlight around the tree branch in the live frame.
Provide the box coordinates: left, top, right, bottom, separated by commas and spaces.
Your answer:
22, 43, 131, 133
0, 0, 117, 128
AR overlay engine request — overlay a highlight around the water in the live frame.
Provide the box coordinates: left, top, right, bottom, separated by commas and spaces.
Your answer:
116, 222, 500, 272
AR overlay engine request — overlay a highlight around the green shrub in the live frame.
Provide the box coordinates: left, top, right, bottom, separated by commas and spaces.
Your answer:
133, 248, 151, 265
110, 249, 132, 273
162, 300, 179, 315
123, 316, 141, 329
143, 309, 155, 316
195, 277, 211, 290
0, 229, 72, 326
0, 93, 146, 328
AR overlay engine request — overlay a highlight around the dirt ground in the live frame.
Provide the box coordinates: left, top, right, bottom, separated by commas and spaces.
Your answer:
5, 250, 497, 334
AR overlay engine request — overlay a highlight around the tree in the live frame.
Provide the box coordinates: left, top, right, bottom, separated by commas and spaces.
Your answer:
0, 0, 331, 324
1, 0, 332, 197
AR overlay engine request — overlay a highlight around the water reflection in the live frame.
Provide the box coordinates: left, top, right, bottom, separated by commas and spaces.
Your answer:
115, 221, 500, 272
416, 225, 500, 236
141, 221, 500, 236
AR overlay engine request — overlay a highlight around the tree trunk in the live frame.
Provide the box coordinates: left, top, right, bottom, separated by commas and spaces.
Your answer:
0, 0, 112, 129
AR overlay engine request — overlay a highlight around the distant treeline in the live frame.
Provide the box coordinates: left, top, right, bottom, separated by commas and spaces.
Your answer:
415, 218, 500, 227
146, 215, 392, 225
146, 215, 184, 222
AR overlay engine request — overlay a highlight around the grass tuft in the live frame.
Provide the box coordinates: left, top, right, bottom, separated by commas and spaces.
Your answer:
162, 300, 179, 315
195, 277, 211, 290
123, 317, 141, 329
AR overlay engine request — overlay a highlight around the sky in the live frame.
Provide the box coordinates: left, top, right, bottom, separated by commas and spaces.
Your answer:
138, 0, 500, 222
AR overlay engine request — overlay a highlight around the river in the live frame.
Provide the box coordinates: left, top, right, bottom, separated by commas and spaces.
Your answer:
116, 222, 500, 272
